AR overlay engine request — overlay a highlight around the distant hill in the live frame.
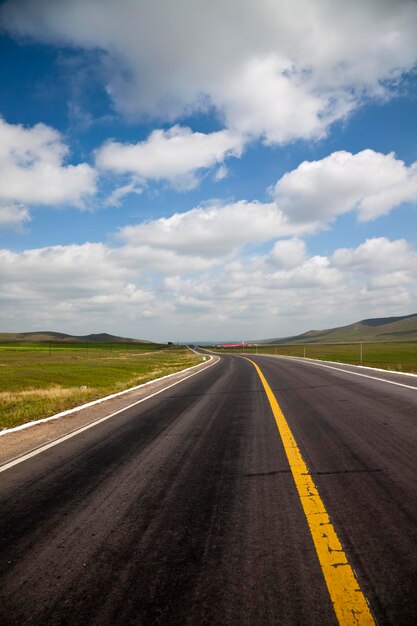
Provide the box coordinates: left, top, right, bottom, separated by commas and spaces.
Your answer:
261, 313, 417, 344
0, 331, 153, 344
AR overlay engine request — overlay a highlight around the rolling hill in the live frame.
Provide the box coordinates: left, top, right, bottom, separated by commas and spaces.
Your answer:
0, 331, 153, 344
262, 313, 417, 344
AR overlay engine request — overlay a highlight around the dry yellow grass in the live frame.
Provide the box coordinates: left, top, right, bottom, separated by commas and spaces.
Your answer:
0, 385, 85, 401
0, 385, 100, 429
0, 347, 202, 429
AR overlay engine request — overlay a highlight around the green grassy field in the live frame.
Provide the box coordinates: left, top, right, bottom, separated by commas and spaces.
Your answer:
0, 344, 202, 430
214, 342, 417, 373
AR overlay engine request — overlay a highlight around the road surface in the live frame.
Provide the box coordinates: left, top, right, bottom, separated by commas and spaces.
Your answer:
0, 352, 416, 625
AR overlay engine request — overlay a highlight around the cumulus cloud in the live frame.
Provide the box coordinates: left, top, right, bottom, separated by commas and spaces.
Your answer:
0, 243, 156, 333
1, 235, 416, 339
152, 236, 417, 337
332, 237, 417, 276
96, 126, 243, 189
267, 239, 307, 269
116, 149, 417, 261
0, 118, 97, 214
117, 245, 218, 275
0, 203, 30, 232
330, 237, 417, 292
273, 150, 417, 224
1, 0, 416, 144
214, 56, 330, 143
118, 200, 305, 258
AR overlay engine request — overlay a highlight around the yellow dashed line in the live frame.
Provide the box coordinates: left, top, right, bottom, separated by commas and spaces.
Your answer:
246, 357, 375, 626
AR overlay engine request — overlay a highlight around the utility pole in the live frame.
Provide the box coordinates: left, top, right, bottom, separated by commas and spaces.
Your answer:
303, 345, 306, 359
360, 341, 363, 364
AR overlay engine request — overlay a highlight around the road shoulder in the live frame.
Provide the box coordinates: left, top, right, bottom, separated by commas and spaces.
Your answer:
0, 355, 219, 468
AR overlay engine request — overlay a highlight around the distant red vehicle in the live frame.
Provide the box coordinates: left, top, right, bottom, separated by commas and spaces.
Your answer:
222, 342, 247, 348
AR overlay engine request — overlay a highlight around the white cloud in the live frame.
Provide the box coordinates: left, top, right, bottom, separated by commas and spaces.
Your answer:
213, 165, 228, 182
0, 243, 127, 288
0, 203, 30, 231
267, 238, 307, 269
118, 200, 304, 258
2, 0, 416, 144
96, 126, 243, 189
273, 150, 417, 224
117, 149, 417, 262
330, 237, 417, 292
0, 118, 97, 210
266, 255, 343, 290
117, 245, 217, 275
332, 237, 417, 276
103, 179, 143, 208
1, 235, 416, 340
0, 243, 157, 334
214, 56, 330, 143
148, 237, 417, 338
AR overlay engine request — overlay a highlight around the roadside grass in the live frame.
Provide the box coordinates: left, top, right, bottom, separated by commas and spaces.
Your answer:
0, 341, 163, 352
0, 345, 202, 430
214, 342, 417, 374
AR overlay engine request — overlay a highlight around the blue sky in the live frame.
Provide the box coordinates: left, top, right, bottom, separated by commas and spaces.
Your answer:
1, 0, 417, 341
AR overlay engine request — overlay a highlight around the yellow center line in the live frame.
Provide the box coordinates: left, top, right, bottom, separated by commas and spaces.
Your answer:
245, 357, 375, 626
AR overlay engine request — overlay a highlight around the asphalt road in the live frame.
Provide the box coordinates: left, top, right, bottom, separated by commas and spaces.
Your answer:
0, 353, 416, 625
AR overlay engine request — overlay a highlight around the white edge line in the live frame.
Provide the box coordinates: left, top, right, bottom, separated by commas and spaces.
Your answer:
1, 353, 215, 438
230, 348, 417, 379
0, 353, 220, 473
268, 354, 417, 391
300, 356, 417, 378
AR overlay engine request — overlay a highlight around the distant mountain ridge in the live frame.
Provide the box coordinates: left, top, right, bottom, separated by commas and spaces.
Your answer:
260, 313, 417, 344
0, 331, 152, 344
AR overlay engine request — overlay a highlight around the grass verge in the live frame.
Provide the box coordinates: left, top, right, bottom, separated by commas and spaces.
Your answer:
215, 342, 417, 374
0, 345, 202, 430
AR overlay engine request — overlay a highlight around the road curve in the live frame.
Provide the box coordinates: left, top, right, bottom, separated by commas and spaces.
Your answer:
0, 352, 416, 625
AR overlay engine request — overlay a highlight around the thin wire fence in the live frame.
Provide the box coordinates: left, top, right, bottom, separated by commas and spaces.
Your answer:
215, 341, 417, 373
